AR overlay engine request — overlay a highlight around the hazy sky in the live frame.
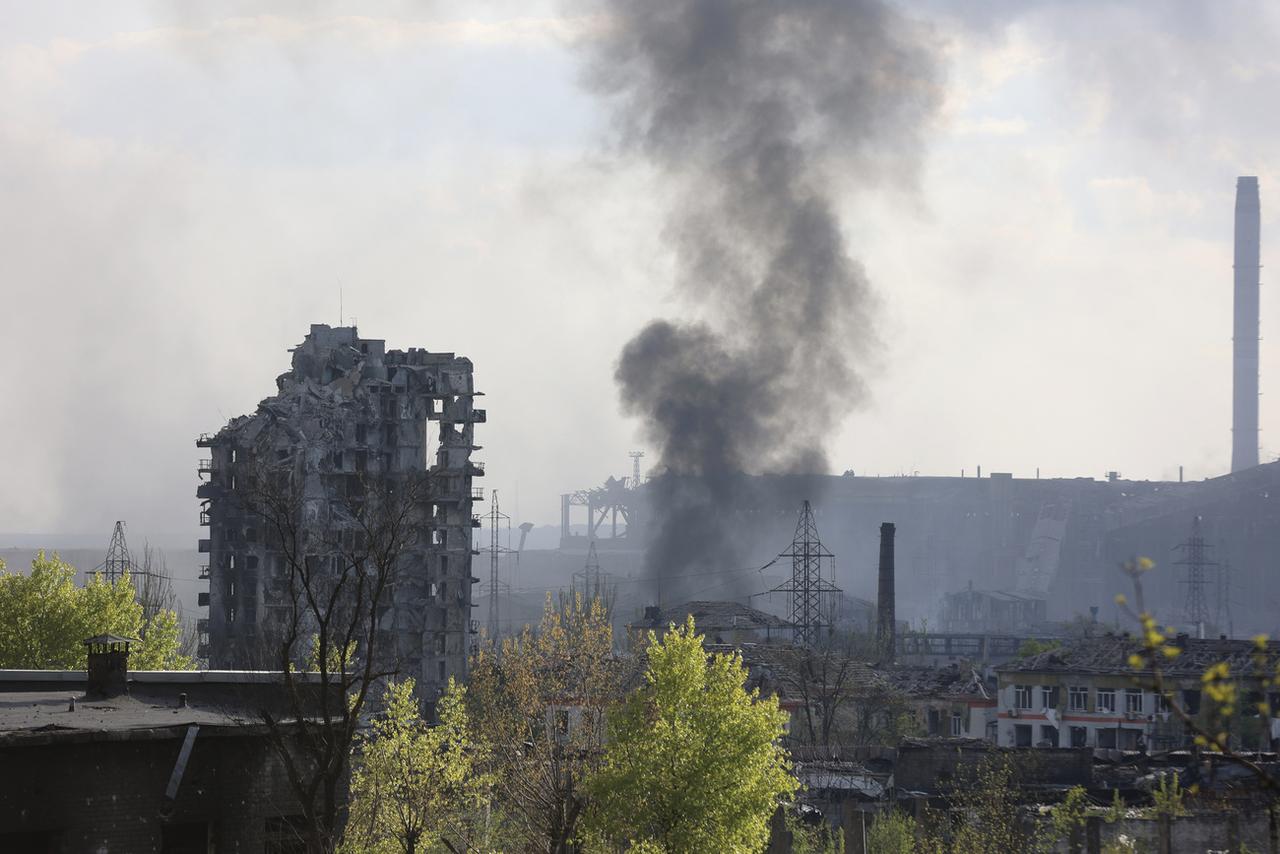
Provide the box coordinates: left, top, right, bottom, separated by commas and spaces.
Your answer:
2, 1, 1278, 547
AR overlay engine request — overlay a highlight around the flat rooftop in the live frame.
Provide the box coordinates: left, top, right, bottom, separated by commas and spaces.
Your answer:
0, 670, 320, 745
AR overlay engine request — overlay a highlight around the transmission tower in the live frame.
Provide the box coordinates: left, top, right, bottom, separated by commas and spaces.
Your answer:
1173, 516, 1218, 638
573, 539, 614, 601
101, 521, 134, 584
767, 500, 841, 647
478, 491, 513, 640
628, 450, 645, 489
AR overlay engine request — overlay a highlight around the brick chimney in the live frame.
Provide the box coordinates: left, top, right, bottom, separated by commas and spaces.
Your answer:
876, 523, 896, 664
84, 635, 135, 698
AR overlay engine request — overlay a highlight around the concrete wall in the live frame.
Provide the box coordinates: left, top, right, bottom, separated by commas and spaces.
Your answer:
894, 741, 1092, 792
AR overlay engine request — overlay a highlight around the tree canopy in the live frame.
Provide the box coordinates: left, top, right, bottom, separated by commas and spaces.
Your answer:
584, 616, 798, 854
343, 678, 490, 854
467, 591, 620, 853
0, 552, 192, 670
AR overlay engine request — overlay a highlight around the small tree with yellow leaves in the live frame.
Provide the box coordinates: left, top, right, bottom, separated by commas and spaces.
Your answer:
1116, 556, 1280, 793
467, 591, 621, 853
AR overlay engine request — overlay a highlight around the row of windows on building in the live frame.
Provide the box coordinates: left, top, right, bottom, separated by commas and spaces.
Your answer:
1011, 684, 1171, 715
1009, 722, 1145, 749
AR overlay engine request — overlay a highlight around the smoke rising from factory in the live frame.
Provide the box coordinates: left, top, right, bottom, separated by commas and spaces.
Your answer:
580, 0, 941, 592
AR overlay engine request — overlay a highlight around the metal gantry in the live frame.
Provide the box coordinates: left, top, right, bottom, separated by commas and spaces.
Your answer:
767, 500, 841, 647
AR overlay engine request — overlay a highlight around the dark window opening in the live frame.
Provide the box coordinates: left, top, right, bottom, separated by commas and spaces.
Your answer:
1070, 726, 1088, 748
161, 821, 209, 854
1183, 689, 1201, 715
1013, 724, 1032, 747
264, 815, 308, 854
0, 831, 54, 853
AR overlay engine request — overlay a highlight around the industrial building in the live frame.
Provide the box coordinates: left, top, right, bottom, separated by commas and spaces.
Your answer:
551, 462, 1280, 637
543, 177, 1273, 637
196, 325, 483, 698
0, 639, 330, 852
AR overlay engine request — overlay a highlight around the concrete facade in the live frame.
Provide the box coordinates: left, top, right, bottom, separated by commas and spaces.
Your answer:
197, 324, 483, 698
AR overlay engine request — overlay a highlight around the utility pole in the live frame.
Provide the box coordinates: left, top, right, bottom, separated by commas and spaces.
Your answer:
1174, 516, 1218, 639
767, 501, 841, 647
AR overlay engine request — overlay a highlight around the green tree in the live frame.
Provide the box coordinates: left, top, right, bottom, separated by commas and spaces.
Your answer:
343, 678, 490, 854
1044, 785, 1088, 853
923, 755, 1039, 854
0, 552, 191, 670
1016, 638, 1062, 659
865, 810, 917, 854
584, 616, 798, 854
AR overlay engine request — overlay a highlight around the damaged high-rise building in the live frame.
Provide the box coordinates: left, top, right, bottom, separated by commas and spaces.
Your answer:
196, 325, 484, 696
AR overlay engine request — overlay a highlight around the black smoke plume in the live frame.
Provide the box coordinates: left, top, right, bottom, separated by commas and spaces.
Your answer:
581, 0, 941, 597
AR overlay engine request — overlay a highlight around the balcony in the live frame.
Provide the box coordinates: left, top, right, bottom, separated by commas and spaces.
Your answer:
469, 619, 480, 635
198, 565, 210, 580
469, 409, 487, 423
196, 619, 209, 634
470, 486, 485, 502
467, 461, 485, 477
196, 433, 215, 448
197, 643, 210, 659
198, 539, 211, 553
199, 509, 211, 526
196, 481, 222, 500
198, 592, 210, 607
471, 514, 482, 528
197, 458, 214, 478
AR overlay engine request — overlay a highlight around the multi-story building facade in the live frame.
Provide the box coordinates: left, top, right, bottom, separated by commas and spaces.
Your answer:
995, 635, 1280, 752
196, 325, 483, 699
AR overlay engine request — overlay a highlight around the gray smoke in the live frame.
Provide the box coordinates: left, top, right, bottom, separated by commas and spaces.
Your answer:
580, 0, 941, 596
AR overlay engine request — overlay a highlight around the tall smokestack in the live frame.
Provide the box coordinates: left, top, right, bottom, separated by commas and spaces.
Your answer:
1232, 176, 1261, 473
876, 522, 896, 664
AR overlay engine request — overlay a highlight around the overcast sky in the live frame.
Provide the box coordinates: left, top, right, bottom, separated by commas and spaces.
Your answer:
2, 1, 1278, 547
